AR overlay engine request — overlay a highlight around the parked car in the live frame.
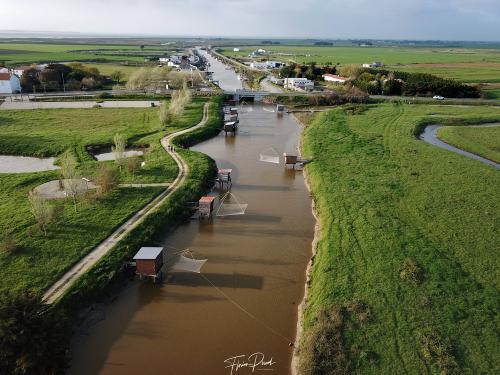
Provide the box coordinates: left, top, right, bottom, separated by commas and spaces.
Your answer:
433, 95, 445, 100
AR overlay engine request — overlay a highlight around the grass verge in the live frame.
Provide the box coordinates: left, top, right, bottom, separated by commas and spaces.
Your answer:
299, 103, 500, 374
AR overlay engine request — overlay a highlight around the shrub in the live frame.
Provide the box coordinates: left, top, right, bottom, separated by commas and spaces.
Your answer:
95, 164, 119, 195
0, 235, 17, 255
420, 329, 459, 374
299, 306, 350, 375
399, 258, 424, 285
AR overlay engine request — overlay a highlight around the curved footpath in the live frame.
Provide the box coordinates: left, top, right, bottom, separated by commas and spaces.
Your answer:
419, 123, 500, 169
42, 102, 210, 304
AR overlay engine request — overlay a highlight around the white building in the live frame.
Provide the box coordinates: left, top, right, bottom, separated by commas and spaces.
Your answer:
0, 67, 8, 73
363, 62, 385, 68
323, 74, 350, 84
233, 48, 240, 52
284, 77, 314, 92
159, 57, 169, 63
250, 62, 268, 69
266, 61, 284, 69
0, 73, 22, 95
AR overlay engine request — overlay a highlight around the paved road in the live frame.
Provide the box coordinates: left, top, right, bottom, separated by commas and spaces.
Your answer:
42, 102, 210, 304
0, 100, 161, 110
260, 77, 285, 93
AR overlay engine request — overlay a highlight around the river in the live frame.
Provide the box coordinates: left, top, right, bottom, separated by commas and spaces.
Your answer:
68, 51, 314, 375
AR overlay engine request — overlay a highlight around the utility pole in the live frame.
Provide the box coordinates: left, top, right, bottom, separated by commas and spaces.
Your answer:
61, 72, 66, 93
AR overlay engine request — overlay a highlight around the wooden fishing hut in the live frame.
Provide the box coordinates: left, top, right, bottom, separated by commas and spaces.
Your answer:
283, 153, 311, 170
198, 196, 216, 218
224, 121, 238, 134
133, 247, 164, 283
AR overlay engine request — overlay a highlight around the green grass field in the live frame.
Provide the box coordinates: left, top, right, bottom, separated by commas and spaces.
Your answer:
220, 46, 500, 83
0, 99, 209, 293
483, 88, 500, 99
0, 42, 168, 65
437, 124, 500, 163
300, 103, 500, 374
81, 63, 142, 81
0, 100, 206, 183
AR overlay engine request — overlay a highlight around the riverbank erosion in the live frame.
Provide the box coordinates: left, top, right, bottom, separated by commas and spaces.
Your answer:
295, 103, 500, 374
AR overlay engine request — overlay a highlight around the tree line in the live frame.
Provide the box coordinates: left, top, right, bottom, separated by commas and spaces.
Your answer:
342, 66, 480, 98
20, 63, 109, 93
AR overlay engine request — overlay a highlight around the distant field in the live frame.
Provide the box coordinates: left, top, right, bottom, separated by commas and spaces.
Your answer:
483, 88, 500, 99
437, 124, 500, 162
0, 42, 169, 65
80, 63, 142, 81
220, 46, 500, 83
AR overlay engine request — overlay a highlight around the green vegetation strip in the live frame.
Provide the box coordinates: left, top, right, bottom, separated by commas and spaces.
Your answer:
437, 125, 500, 163
299, 103, 499, 374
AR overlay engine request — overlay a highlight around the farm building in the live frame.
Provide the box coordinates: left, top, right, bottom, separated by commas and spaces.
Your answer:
13, 65, 34, 77
284, 77, 314, 92
0, 73, 21, 95
133, 247, 164, 280
323, 74, 350, 84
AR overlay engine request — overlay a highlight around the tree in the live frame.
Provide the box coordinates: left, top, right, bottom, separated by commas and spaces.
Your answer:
95, 164, 119, 195
60, 150, 80, 211
127, 157, 141, 177
28, 193, 54, 236
20, 68, 40, 93
0, 290, 69, 375
112, 134, 126, 170
110, 70, 124, 84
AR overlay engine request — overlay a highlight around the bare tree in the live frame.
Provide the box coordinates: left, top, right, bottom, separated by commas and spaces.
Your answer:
28, 192, 55, 236
95, 164, 119, 195
110, 70, 124, 84
127, 157, 141, 177
112, 134, 126, 171
60, 151, 80, 211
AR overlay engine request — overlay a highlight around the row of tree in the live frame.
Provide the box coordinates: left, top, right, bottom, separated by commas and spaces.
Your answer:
21, 63, 108, 93
278, 62, 337, 81
340, 65, 480, 98
126, 67, 202, 92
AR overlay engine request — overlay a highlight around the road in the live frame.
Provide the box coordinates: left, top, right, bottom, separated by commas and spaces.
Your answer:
0, 100, 161, 110
42, 102, 210, 304
260, 76, 285, 93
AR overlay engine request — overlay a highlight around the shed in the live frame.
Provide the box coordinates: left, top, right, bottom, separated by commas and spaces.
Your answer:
133, 247, 164, 277
283, 153, 298, 165
199, 196, 216, 217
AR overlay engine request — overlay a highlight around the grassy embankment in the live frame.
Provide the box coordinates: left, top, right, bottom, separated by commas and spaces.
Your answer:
299, 103, 500, 374
437, 124, 500, 163
220, 46, 500, 84
60, 97, 223, 307
0, 99, 210, 294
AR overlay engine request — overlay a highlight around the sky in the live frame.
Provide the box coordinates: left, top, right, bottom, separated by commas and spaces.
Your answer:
1, 0, 499, 41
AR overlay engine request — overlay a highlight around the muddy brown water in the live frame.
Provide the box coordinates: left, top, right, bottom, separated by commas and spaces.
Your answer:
68, 98, 314, 374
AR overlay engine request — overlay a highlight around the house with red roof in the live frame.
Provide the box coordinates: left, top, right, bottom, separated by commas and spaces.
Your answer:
0, 73, 21, 95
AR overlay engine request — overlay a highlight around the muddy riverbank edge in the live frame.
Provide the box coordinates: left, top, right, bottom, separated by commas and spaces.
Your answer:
291, 112, 321, 375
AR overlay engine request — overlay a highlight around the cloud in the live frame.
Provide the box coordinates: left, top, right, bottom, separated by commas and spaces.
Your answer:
1, 0, 499, 41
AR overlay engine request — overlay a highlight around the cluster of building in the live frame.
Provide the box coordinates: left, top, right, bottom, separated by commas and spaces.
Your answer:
0, 65, 36, 94
249, 61, 285, 70
158, 54, 200, 70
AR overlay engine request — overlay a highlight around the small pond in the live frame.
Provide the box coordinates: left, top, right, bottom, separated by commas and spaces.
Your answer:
0, 155, 60, 173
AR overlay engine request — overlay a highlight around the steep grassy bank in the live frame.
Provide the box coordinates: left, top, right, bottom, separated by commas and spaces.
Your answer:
299, 103, 500, 374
